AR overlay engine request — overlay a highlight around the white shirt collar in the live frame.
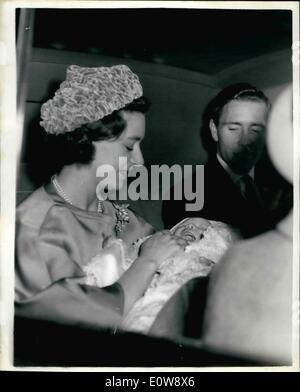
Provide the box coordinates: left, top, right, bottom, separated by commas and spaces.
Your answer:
216, 153, 255, 183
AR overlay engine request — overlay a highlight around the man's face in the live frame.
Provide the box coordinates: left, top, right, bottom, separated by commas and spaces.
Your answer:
211, 100, 268, 175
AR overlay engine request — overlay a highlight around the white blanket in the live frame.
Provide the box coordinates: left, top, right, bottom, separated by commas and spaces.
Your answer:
83, 219, 238, 334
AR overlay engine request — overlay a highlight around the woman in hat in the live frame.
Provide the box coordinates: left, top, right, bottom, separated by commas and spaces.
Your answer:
15, 64, 182, 329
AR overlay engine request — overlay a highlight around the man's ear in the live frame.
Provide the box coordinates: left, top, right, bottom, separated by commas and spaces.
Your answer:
209, 119, 219, 142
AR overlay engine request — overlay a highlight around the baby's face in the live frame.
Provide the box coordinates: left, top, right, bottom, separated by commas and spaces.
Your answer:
173, 218, 211, 243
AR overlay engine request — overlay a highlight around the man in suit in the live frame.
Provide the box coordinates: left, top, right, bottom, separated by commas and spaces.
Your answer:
162, 83, 271, 238
201, 85, 293, 365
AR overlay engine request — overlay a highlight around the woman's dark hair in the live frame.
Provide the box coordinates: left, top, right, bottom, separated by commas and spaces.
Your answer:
43, 95, 150, 172
200, 83, 270, 154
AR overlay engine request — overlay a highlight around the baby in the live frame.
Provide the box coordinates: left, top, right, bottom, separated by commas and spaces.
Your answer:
84, 218, 238, 333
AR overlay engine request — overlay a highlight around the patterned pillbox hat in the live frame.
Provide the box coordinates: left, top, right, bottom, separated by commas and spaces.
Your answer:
40, 64, 143, 134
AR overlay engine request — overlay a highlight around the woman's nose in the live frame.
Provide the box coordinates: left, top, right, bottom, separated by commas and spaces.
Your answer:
131, 145, 144, 166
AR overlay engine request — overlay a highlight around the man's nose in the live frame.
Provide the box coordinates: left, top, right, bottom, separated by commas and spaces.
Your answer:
241, 126, 259, 143
241, 125, 251, 138
131, 145, 144, 166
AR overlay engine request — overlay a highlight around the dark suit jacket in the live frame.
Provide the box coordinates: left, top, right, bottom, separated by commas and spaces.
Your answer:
162, 157, 271, 238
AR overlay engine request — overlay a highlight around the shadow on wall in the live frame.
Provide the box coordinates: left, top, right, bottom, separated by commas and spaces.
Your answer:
19, 81, 62, 186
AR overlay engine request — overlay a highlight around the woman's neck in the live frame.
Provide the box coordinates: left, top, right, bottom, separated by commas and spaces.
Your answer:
55, 164, 97, 211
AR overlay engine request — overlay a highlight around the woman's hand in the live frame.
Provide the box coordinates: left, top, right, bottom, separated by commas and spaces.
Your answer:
118, 230, 186, 314
139, 230, 185, 268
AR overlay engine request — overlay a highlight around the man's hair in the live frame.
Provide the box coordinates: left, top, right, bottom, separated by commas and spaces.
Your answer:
201, 83, 270, 153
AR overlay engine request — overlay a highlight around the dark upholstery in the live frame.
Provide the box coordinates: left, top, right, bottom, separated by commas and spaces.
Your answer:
14, 316, 264, 367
